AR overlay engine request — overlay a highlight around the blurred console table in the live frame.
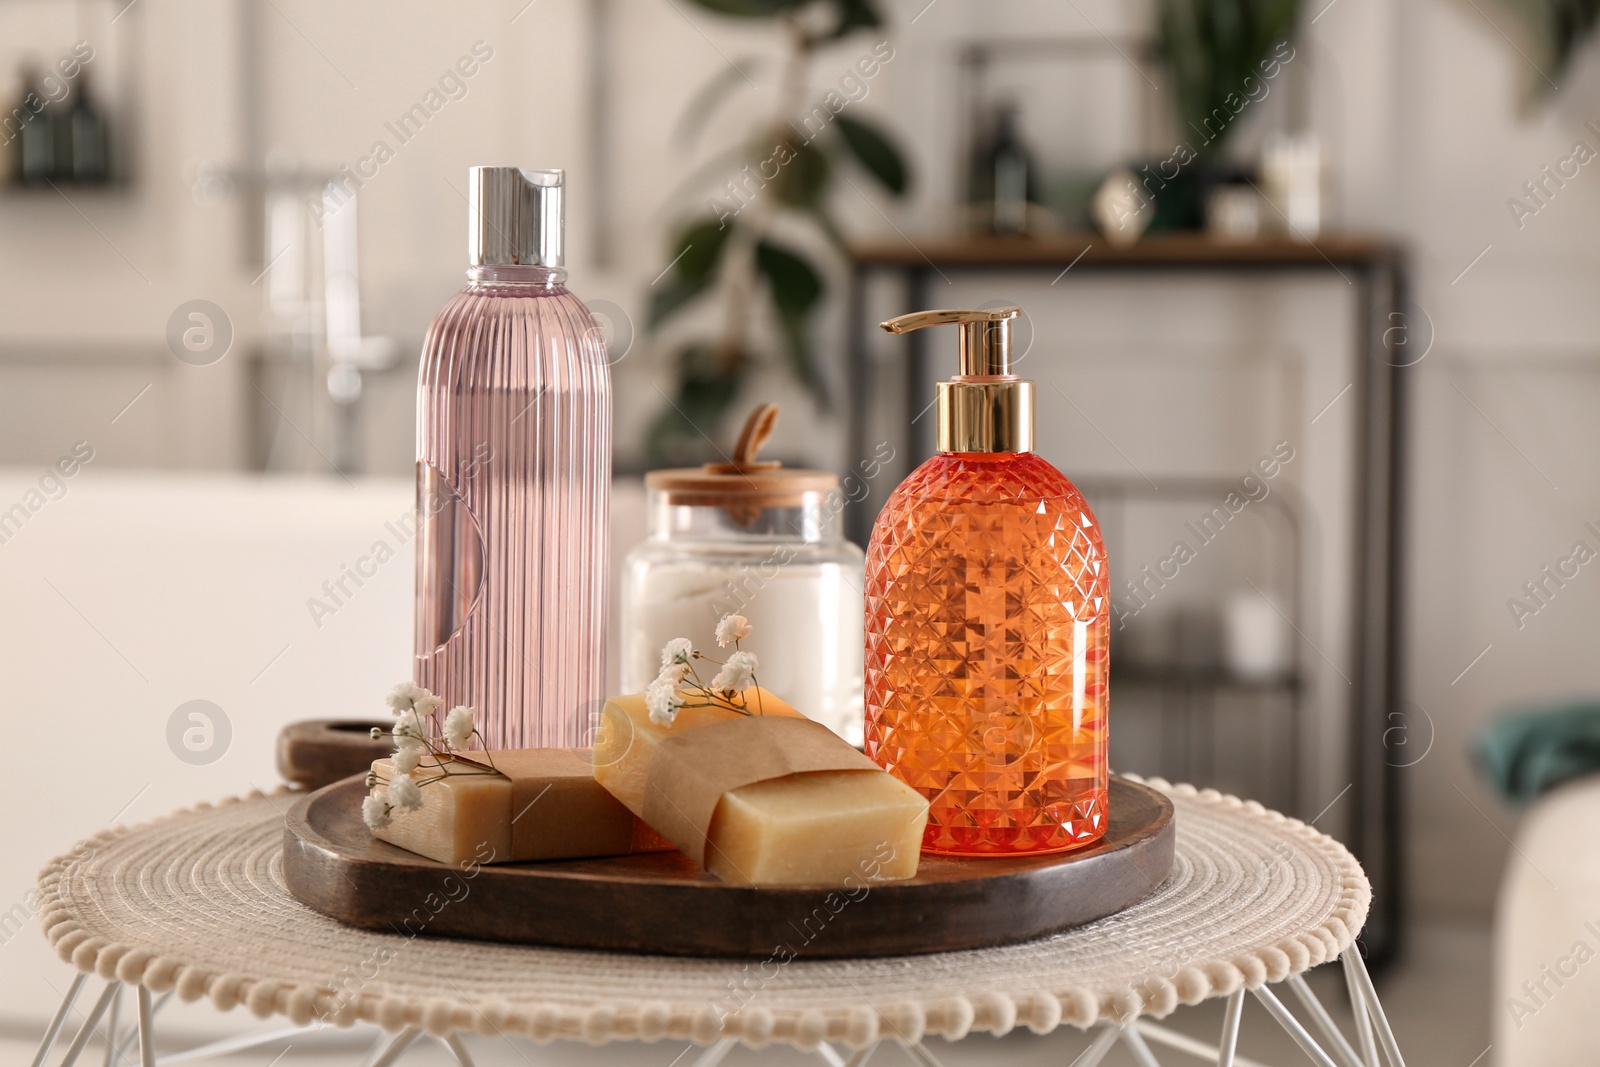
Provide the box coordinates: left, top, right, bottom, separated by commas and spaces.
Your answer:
847, 232, 1411, 968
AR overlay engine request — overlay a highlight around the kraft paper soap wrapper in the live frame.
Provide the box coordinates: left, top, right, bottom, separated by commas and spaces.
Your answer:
374, 748, 671, 864
641, 715, 885, 868
595, 688, 927, 884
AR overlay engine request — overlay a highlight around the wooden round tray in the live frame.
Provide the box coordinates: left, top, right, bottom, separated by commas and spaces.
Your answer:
283, 776, 1175, 959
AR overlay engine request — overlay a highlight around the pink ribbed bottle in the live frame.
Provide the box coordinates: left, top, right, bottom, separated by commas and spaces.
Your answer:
414, 167, 611, 749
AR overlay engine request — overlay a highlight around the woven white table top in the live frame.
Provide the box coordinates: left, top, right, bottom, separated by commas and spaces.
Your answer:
36, 777, 1369, 1052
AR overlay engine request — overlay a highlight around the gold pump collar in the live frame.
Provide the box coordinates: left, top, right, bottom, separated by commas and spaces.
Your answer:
879, 306, 1033, 453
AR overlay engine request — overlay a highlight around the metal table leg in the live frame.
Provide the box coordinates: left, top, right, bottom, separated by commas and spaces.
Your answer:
1218, 988, 1245, 1067
1289, 973, 1365, 1067
155, 1023, 318, 1065
56, 980, 120, 1067
108, 992, 169, 1067
1135, 1007, 1270, 1067
31, 955, 1410, 1067
1347, 956, 1382, 1067
1344, 950, 1407, 1067
31, 972, 87, 1067
359, 1028, 420, 1067
99, 985, 119, 1067
438, 1033, 476, 1067
840, 1045, 877, 1067
1253, 986, 1339, 1067
814, 1041, 847, 1067
135, 987, 155, 1067
688, 1038, 737, 1067
1119, 1025, 1163, 1067
1070, 1026, 1121, 1067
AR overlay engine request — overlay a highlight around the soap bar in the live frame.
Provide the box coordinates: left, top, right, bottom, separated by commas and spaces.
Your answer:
370, 748, 671, 866
593, 689, 928, 886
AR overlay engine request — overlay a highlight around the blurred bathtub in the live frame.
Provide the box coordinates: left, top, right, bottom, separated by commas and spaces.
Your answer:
0, 467, 647, 1028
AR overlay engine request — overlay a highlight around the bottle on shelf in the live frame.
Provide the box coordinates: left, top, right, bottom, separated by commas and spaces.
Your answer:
67, 70, 109, 184
48, 77, 73, 182
14, 66, 54, 186
864, 306, 1110, 856
414, 167, 612, 749
968, 101, 1037, 236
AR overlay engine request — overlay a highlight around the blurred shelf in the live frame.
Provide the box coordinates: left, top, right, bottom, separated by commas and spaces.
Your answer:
1118, 664, 1301, 694
0, 180, 129, 196
847, 226, 1411, 969
851, 231, 1402, 270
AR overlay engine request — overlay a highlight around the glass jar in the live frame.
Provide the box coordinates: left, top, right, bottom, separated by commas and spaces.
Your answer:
620, 419, 866, 744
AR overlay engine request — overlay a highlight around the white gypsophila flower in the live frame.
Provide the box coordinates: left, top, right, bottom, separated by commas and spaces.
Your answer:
645, 678, 684, 727
655, 658, 690, 689
387, 680, 443, 719
391, 747, 422, 775
660, 637, 694, 670
387, 773, 423, 811
386, 680, 427, 713
715, 613, 752, 647
362, 793, 392, 831
392, 710, 427, 752
443, 705, 476, 749
392, 710, 425, 735
711, 650, 758, 693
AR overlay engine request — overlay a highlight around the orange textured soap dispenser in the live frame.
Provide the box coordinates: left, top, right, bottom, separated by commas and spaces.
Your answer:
864, 306, 1109, 856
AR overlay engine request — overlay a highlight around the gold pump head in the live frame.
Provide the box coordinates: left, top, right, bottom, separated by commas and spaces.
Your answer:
880, 305, 1033, 453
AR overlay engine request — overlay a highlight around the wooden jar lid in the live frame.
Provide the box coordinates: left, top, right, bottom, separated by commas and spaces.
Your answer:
644, 403, 838, 509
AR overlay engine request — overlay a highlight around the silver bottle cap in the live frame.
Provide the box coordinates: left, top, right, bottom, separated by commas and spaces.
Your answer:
468, 166, 564, 267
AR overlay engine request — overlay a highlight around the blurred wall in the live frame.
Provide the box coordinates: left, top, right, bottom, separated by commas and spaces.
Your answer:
2, 0, 1599, 926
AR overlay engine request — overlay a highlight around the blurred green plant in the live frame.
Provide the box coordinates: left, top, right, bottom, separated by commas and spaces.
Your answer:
645, 0, 910, 463
1156, 0, 1301, 157
1486, 0, 1600, 103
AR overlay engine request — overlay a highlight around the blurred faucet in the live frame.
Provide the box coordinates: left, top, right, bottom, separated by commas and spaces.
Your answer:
255, 167, 397, 475
319, 186, 399, 472
187, 1, 397, 477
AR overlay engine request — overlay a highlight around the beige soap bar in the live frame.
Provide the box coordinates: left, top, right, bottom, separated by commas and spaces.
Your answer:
370, 748, 671, 866
593, 689, 928, 886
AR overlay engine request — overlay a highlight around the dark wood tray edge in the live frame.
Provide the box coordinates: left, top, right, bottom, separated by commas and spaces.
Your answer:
283, 775, 1175, 959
